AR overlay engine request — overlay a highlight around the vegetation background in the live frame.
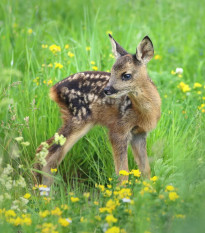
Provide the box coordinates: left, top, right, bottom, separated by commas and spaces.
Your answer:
0, 0, 205, 232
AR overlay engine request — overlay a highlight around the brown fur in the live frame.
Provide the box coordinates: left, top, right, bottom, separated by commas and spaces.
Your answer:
34, 35, 161, 186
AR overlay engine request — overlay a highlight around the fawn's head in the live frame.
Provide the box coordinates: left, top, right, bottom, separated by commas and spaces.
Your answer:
104, 34, 154, 98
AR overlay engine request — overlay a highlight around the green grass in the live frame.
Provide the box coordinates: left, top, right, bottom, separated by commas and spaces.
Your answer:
0, 0, 205, 232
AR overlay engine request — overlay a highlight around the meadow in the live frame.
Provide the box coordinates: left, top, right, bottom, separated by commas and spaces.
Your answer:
0, 0, 205, 232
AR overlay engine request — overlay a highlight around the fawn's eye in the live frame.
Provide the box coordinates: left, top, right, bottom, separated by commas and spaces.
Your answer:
122, 73, 132, 81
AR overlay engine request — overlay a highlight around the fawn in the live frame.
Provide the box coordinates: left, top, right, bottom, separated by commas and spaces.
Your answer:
34, 34, 161, 186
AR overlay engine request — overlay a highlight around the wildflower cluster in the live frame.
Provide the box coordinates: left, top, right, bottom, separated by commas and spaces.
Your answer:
0, 166, 186, 233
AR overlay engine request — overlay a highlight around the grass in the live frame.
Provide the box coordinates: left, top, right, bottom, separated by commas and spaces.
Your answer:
0, 0, 205, 232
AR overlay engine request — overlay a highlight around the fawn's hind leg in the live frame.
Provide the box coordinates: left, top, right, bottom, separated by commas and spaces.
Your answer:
130, 132, 150, 178
35, 122, 93, 186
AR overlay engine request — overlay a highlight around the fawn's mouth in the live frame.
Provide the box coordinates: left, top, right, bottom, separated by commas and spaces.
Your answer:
106, 90, 128, 99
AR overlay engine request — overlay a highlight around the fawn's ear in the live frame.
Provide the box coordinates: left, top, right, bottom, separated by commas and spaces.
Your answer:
136, 36, 154, 64
108, 34, 128, 59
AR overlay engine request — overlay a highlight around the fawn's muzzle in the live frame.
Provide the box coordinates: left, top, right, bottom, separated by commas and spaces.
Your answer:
104, 86, 118, 95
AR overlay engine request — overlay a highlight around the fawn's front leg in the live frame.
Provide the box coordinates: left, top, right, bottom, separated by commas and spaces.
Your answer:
109, 132, 129, 181
130, 132, 150, 178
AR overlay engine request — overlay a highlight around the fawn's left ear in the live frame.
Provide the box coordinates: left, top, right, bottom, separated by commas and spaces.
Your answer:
108, 34, 128, 59
136, 36, 154, 64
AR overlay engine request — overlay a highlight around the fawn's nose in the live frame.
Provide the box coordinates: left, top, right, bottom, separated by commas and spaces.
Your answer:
104, 86, 112, 95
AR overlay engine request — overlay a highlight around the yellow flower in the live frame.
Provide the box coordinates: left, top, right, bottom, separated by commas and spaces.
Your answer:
42, 63, 46, 67
24, 193, 31, 199
202, 109, 205, 113
105, 214, 118, 224
169, 192, 179, 201
83, 192, 90, 198
39, 184, 47, 188
150, 176, 158, 182
51, 207, 62, 216
105, 226, 120, 233
65, 44, 69, 49
49, 44, 61, 54
106, 30, 113, 35
104, 190, 112, 197
90, 61, 95, 65
61, 204, 69, 210
92, 66, 98, 71
58, 217, 71, 226
99, 207, 109, 213
109, 54, 115, 59
39, 210, 50, 218
194, 82, 202, 88
95, 215, 101, 221
107, 185, 112, 189
10, 217, 22, 226
22, 217, 32, 225
5, 210, 16, 218
197, 91, 201, 95
165, 185, 175, 192
43, 80, 47, 84
48, 63, 53, 67
42, 44, 48, 48
130, 169, 141, 177
177, 82, 191, 92
97, 184, 105, 192
47, 80, 53, 85
94, 201, 99, 205
70, 197, 79, 203
80, 216, 86, 222
108, 178, 113, 182
198, 104, 205, 110
27, 28, 33, 34
50, 168, 57, 173
171, 70, 176, 75
175, 214, 185, 219
54, 63, 63, 69
178, 74, 182, 78
202, 97, 205, 100
164, 94, 168, 98
43, 197, 51, 204
154, 54, 162, 60
68, 51, 75, 58
86, 46, 91, 51
106, 199, 119, 212
119, 170, 129, 176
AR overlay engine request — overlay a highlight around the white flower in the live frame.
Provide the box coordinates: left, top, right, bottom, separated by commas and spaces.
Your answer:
4, 193, 11, 200
102, 223, 109, 232
3, 164, 13, 175
39, 187, 50, 192
122, 198, 131, 203
16, 176, 26, 188
15, 136, 23, 142
175, 68, 183, 74
40, 191, 49, 196
20, 197, 29, 205
66, 218, 72, 223
21, 141, 30, 146
54, 133, 66, 146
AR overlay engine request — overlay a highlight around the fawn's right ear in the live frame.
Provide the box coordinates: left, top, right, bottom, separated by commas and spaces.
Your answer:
136, 36, 154, 64
108, 34, 128, 59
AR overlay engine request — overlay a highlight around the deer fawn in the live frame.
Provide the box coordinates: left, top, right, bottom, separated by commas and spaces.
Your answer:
34, 34, 161, 186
